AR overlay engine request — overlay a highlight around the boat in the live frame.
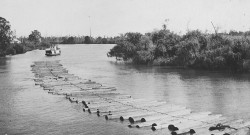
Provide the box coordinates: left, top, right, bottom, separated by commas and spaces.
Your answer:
45, 44, 61, 56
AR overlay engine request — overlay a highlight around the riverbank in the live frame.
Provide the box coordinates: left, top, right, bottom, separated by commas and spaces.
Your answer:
0, 41, 51, 57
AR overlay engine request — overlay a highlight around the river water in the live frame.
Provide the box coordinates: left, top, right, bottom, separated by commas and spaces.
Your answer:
1, 44, 250, 135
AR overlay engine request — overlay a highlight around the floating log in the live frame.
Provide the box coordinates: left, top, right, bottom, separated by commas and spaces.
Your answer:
109, 103, 166, 116
208, 119, 246, 135
69, 97, 78, 102
43, 84, 76, 90
88, 105, 135, 114
104, 102, 173, 121
99, 108, 143, 117
134, 109, 197, 128
175, 114, 225, 132
74, 83, 102, 89
190, 116, 226, 135
104, 109, 153, 120
74, 94, 132, 103
226, 121, 250, 135
80, 88, 116, 93
51, 88, 116, 95
84, 98, 134, 108
41, 82, 70, 88
47, 86, 81, 92
129, 101, 165, 108
165, 112, 213, 134
178, 117, 229, 135
143, 104, 183, 112
89, 100, 162, 114
66, 90, 120, 97
32, 61, 249, 135
87, 97, 141, 105
84, 101, 121, 108
84, 98, 149, 111
129, 106, 187, 124
150, 109, 197, 130
147, 105, 186, 113
120, 111, 158, 122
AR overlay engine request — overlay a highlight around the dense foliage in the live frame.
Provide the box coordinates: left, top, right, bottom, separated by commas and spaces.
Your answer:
4, 39, 51, 56
59, 36, 115, 44
108, 28, 250, 72
61, 36, 76, 44
28, 30, 42, 44
0, 17, 51, 57
0, 17, 13, 57
83, 36, 92, 44
2, 16, 250, 72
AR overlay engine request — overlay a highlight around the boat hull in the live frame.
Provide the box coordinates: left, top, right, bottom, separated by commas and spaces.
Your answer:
45, 53, 61, 56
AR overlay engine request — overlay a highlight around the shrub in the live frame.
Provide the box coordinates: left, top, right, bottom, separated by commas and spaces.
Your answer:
133, 50, 154, 64
13, 43, 26, 54
6, 47, 16, 55
108, 28, 250, 72
39, 41, 51, 49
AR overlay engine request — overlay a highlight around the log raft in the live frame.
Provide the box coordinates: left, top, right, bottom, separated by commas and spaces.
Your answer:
31, 61, 250, 135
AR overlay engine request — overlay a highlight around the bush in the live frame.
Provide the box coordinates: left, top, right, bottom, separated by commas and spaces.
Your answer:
133, 50, 154, 64
6, 47, 16, 55
108, 28, 250, 72
39, 41, 51, 49
13, 43, 26, 54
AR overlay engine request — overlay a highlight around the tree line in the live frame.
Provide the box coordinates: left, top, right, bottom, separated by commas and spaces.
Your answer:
107, 25, 250, 72
0, 17, 51, 57
1, 16, 250, 72
0, 16, 116, 57
42, 36, 116, 44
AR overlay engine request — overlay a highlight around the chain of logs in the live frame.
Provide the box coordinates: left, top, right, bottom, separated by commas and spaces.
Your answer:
31, 61, 250, 135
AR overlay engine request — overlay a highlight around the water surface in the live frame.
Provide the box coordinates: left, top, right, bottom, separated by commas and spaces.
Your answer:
1, 44, 250, 134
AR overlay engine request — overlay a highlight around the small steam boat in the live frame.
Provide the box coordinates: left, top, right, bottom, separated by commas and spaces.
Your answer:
45, 44, 61, 56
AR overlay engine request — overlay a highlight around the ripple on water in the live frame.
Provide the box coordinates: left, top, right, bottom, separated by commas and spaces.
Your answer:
1, 44, 250, 135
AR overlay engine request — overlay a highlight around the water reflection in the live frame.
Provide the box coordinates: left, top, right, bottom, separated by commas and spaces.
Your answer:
99, 56, 250, 119
1, 44, 250, 135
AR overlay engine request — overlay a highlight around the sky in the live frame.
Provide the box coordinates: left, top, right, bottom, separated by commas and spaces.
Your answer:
1, 0, 250, 37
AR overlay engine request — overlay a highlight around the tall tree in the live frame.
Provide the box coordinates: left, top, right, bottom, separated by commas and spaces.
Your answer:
0, 17, 13, 56
28, 30, 42, 44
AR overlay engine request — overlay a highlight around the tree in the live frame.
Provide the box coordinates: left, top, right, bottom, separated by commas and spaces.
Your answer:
0, 17, 13, 56
101, 38, 108, 44
67, 37, 75, 44
139, 35, 152, 50
95, 37, 102, 44
28, 30, 41, 44
84, 36, 92, 44
152, 30, 180, 58
61, 36, 75, 44
125, 32, 142, 45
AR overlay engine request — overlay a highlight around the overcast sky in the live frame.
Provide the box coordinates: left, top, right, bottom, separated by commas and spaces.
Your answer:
1, 0, 250, 37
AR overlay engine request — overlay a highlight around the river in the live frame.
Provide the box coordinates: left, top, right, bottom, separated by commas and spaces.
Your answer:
1, 44, 250, 135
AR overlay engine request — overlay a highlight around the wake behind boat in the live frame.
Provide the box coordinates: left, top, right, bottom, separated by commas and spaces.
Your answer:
45, 44, 61, 56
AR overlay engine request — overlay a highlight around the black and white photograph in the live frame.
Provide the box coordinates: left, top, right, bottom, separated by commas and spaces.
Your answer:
1, 0, 250, 134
